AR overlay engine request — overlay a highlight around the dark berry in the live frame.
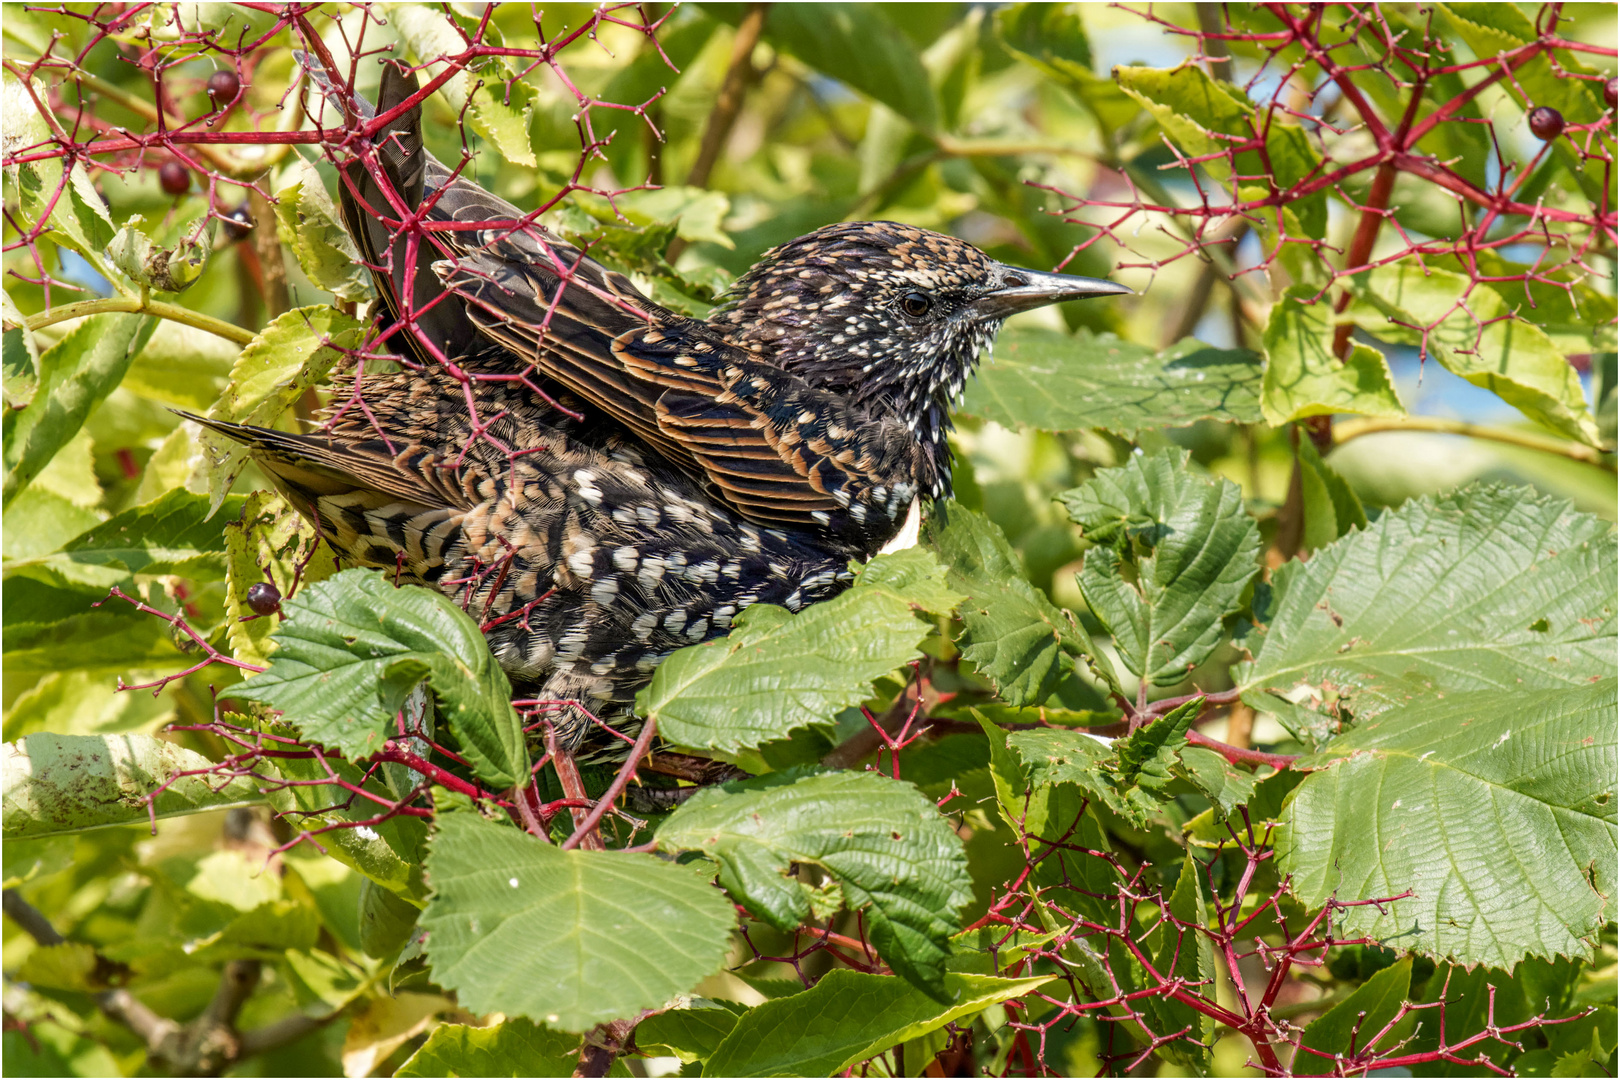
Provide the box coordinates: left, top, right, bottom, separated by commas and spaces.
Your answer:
221, 204, 253, 243
159, 160, 189, 195
1605, 78, 1617, 111
207, 69, 241, 108
1527, 105, 1565, 140
245, 581, 281, 616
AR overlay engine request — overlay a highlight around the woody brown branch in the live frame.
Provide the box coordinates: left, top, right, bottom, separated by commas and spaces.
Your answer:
665, 2, 769, 263
3, 890, 322, 1076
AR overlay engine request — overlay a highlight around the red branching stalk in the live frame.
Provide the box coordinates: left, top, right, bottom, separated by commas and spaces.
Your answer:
3, 3, 703, 874
562, 717, 657, 850
1038, 3, 1615, 365
8, 14, 1599, 1077
893, 791, 1582, 1077
96, 586, 266, 694
5, 2, 677, 480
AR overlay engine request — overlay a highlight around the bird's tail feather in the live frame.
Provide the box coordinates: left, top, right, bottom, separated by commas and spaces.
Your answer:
326, 62, 479, 371
175, 411, 461, 512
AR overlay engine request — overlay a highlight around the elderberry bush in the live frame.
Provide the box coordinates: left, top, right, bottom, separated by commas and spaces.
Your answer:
3, 4, 1615, 1077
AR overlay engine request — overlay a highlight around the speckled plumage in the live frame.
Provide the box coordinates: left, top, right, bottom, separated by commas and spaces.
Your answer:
197, 61, 1128, 754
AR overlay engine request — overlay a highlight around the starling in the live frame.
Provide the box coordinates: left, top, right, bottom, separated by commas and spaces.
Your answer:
194, 62, 1129, 754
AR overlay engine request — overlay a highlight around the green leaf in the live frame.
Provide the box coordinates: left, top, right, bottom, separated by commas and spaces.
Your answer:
1149, 854, 1217, 1065
640, 587, 928, 754
420, 811, 735, 1031
850, 547, 967, 616
755, 4, 938, 132
1297, 439, 1367, 553
928, 502, 1104, 705
1001, 724, 1123, 814
1000, 708, 1177, 839
3, 292, 40, 408
3, 607, 183, 681
199, 306, 365, 514
1000, 721, 1183, 885
1436, 5, 1603, 121
121, 320, 239, 410
996, 5, 1137, 136
12, 123, 119, 280
1183, 768, 1303, 847
1004, 703, 1233, 828
1429, 250, 1617, 362
223, 491, 311, 667
2, 732, 263, 838
1062, 449, 1260, 687
701, 969, 1052, 1077
1116, 697, 1201, 790
960, 330, 1263, 435
175, 846, 285, 910
469, 79, 539, 170
104, 214, 212, 293
1261, 287, 1404, 425
858, 103, 912, 197
395, 1018, 580, 1077
611, 187, 734, 250
4, 488, 243, 598
659, 769, 973, 997
1347, 263, 1600, 445
187, 899, 322, 962
264, 747, 428, 900
2, 835, 75, 887
977, 713, 1037, 830
2, 313, 153, 508
636, 1003, 741, 1064
1236, 485, 1617, 740
274, 161, 372, 302
2, 485, 102, 562
230, 569, 526, 787
1435, 4, 1608, 205
1175, 746, 1257, 818
387, 4, 537, 165
27, 426, 99, 510
1293, 958, 1412, 1075
1115, 62, 1326, 236
1403, 957, 1603, 1075
358, 877, 420, 960
1277, 681, 1617, 968
282, 947, 370, 1015
14, 942, 99, 992
222, 492, 337, 669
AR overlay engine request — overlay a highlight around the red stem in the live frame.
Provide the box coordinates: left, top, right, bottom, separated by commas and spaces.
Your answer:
562, 718, 657, 850
374, 745, 487, 803
1184, 730, 1299, 771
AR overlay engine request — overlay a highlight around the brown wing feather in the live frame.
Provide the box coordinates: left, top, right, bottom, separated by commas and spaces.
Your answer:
326, 68, 926, 544
183, 414, 471, 514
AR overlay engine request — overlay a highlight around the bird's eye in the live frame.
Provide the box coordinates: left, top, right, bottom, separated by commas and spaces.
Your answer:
899, 291, 932, 320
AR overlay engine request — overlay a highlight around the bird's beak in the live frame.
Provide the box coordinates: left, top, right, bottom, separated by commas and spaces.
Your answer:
971, 267, 1134, 320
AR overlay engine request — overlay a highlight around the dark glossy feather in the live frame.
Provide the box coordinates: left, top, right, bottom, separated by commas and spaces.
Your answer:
199, 56, 1126, 752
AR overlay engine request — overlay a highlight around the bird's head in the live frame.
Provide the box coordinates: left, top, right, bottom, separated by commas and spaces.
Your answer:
708, 221, 1130, 475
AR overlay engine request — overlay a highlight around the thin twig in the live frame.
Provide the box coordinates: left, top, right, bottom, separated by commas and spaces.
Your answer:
1335, 415, 1612, 466
665, 2, 768, 263
248, 185, 291, 320
16, 296, 258, 345
562, 717, 657, 850
3, 889, 327, 1073
821, 674, 929, 770
684, 3, 768, 190
1185, 729, 1299, 771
